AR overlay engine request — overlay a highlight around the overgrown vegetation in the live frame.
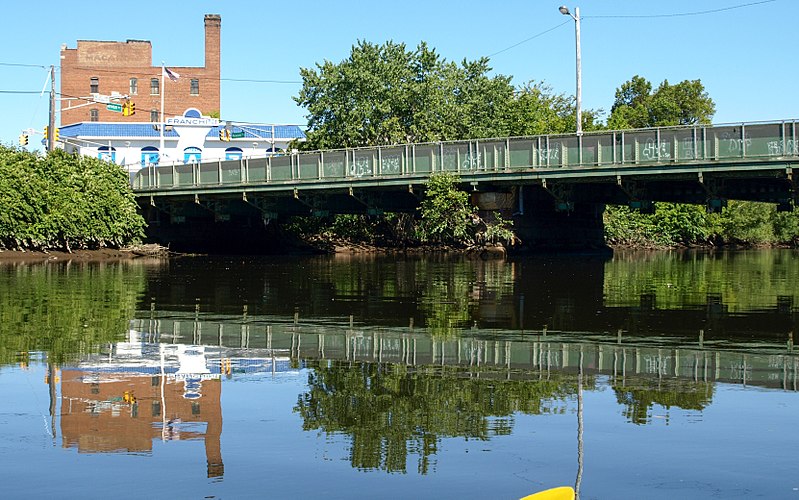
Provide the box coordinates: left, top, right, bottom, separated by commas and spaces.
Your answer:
605, 201, 799, 247
0, 145, 145, 251
286, 173, 516, 250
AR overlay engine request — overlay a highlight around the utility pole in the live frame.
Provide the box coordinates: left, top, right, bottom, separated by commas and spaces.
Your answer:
559, 6, 582, 135
48, 65, 56, 152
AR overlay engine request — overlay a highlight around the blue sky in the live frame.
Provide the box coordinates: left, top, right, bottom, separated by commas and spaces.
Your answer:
1, 0, 796, 150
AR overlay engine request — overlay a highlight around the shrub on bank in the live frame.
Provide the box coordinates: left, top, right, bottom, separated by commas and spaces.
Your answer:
605, 201, 799, 247
0, 146, 145, 251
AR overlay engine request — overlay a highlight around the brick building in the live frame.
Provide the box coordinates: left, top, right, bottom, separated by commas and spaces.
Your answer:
60, 14, 221, 125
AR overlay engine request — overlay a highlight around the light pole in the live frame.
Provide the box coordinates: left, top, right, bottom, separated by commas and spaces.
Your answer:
559, 5, 582, 135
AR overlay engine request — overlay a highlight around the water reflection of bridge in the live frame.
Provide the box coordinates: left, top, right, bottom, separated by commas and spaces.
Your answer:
131, 316, 798, 391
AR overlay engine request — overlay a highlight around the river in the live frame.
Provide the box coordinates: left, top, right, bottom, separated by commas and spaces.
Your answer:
0, 250, 797, 499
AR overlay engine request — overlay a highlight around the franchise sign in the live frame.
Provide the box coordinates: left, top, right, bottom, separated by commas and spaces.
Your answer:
166, 116, 220, 126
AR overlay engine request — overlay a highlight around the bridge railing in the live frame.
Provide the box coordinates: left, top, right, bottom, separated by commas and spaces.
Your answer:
132, 120, 798, 191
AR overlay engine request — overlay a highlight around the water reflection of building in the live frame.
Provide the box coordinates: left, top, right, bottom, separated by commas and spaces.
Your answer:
58, 333, 296, 478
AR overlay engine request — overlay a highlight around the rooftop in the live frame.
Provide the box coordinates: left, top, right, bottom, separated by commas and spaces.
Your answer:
59, 122, 306, 140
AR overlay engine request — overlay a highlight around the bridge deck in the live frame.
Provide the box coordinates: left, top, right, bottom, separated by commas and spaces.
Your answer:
132, 120, 799, 198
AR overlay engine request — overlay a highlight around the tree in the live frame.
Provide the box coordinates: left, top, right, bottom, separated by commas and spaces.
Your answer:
608, 75, 715, 129
294, 40, 517, 149
416, 173, 474, 245
507, 81, 602, 135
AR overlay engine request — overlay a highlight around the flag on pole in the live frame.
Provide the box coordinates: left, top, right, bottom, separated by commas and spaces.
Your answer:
163, 66, 180, 82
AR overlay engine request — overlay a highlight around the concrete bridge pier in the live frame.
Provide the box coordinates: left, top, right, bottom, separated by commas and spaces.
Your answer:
473, 185, 609, 254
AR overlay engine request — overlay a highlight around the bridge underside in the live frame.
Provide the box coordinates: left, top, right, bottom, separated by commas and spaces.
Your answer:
137, 166, 796, 253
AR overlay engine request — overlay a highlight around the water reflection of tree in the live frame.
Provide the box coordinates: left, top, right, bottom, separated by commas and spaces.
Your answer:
612, 378, 714, 425
604, 250, 799, 311
0, 262, 147, 365
295, 360, 580, 473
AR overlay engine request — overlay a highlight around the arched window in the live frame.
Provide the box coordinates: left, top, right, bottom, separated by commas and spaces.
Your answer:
150, 78, 160, 95
130, 78, 138, 95
98, 146, 116, 162
150, 109, 159, 123
183, 146, 202, 164
141, 146, 159, 167
225, 147, 243, 160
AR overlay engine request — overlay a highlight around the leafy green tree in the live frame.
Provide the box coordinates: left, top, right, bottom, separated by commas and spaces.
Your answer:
507, 81, 602, 135
295, 40, 518, 149
417, 173, 474, 245
608, 75, 715, 129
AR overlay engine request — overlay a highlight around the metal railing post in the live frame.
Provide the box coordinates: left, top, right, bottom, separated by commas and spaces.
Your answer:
741, 124, 747, 158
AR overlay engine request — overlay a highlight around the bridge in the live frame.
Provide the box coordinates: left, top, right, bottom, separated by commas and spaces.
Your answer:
130, 314, 799, 392
132, 120, 798, 251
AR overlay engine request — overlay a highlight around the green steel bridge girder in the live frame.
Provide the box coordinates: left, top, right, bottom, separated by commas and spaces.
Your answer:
134, 120, 799, 215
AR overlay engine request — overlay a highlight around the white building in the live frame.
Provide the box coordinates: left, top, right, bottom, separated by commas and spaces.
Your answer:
60, 107, 306, 179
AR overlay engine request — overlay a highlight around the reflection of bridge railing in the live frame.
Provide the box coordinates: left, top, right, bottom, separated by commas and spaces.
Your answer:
130, 316, 799, 391
132, 120, 799, 192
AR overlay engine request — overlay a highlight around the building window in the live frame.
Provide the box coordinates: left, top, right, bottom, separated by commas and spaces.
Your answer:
190, 79, 199, 95
150, 78, 160, 95
130, 78, 138, 95
184, 147, 202, 164
150, 109, 159, 122
90, 77, 99, 94
90, 109, 99, 122
225, 147, 243, 160
141, 146, 159, 167
98, 146, 116, 163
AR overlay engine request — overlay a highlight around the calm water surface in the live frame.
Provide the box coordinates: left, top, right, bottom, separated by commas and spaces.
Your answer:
0, 250, 797, 499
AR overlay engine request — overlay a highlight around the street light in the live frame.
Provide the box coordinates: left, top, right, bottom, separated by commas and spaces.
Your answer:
559, 5, 582, 135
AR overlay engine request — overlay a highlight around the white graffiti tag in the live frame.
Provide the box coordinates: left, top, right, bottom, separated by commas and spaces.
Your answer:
767, 140, 799, 156
349, 157, 372, 178
642, 139, 671, 161
381, 154, 401, 175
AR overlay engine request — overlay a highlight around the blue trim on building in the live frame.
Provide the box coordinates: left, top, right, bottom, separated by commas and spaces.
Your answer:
59, 122, 306, 140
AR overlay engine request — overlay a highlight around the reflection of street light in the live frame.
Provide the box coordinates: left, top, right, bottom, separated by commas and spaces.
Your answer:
559, 5, 582, 135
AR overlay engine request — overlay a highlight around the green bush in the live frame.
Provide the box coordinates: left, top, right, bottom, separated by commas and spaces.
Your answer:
605, 200, 799, 247
0, 146, 145, 250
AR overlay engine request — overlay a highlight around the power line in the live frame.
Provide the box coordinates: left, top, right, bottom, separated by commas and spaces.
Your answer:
485, 0, 776, 60
487, 20, 571, 58
222, 77, 300, 84
0, 90, 48, 94
585, 0, 776, 19
0, 62, 48, 69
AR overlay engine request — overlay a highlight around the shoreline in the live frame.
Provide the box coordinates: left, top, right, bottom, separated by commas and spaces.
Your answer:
1, 241, 793, 263
0, 244, 170, 263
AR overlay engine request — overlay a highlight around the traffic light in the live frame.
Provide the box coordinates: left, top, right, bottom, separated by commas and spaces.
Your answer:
219, 129, 230, 141
123, 101, 136, 116
43, 126, 48, 139
54, 128, 59, 142
19, 134, 28, 146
